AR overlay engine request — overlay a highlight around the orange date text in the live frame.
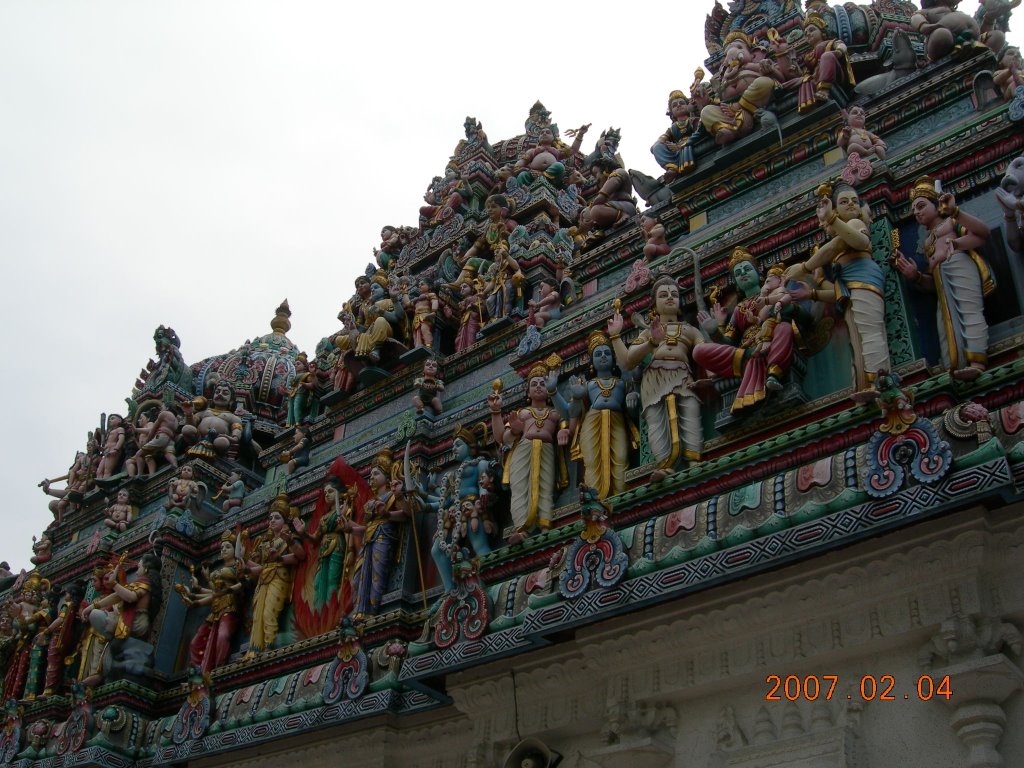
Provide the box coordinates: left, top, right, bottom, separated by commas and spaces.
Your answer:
764, 674, 952, 701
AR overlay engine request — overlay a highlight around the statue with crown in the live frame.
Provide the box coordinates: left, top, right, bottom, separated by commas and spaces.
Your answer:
332, 269, 409, 388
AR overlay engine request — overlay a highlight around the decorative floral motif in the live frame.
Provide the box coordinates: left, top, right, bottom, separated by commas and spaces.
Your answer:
840, 151, 873, 185
170, 668, 212, 745
559, 487, 629, 599
433, 552, 489, 650
323, 619, 369, 704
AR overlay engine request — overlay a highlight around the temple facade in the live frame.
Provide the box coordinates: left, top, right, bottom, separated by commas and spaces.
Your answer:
3, 1, 1024, 766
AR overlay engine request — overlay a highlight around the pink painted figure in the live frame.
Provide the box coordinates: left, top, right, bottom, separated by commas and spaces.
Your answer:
528, 278, 562, 328
796, 12, 853, 113
412, 358, 445, 416
453, 280, 486, 352
895, 176, 993, 381
993, 45, 1023, 101
838, 106, 887, 161
127, 402, 179, 476
167, 464, 204, 513
30, 532, 52, 565
700, 31, 784, 145
95, 414, 126, 479
757, 266, 793, 321
641, 215, 670, 260
103, 489, 134, 532
409, 280, 439, 350
910, 0, 983, 61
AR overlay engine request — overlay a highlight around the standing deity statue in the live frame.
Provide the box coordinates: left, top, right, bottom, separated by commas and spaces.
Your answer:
284, 354, 318, 427
452, 280, 486, 352
176, 531, 245, 673
3, 573, 51, 700
786, 182, 892, 401
409, 280, 440, 351
95, 414, 126, 479
40, 583, 83, 697
488, 365, 571, 542
895, 176, 993, 381
350, 451, 410, 618
243, 494, 305, 657
126, 401, 180, 476
567, 331, 639, 500
294, 476, 361, 615
74, 563, 115, 687
608, 277, 705, 479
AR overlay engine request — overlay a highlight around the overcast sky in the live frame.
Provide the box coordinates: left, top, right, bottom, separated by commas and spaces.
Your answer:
1, 2, 1017, 573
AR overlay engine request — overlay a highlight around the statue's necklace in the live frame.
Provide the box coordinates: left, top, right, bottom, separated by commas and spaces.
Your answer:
595, 377, 618, 397
527, 407, 552, 429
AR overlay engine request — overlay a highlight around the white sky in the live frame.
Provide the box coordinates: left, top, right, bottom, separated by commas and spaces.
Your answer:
1, 2, 1017, 572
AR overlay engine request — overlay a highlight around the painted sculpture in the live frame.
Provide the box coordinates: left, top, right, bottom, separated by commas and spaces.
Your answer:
103, 489, 135, 532
651, 88, 699, 179
568, 331, 638, 500
243, 494, 305, 656
453, 280, 486, 351
837, 106, 886, 162
510, 124, 589, 187
895, 176, 993, 380
409, 280, 439, 351
609, 277, 705, 477
176, 531, 245, 673
911, 0, 983, 61
281, 424, 311, 475
95, 414, 126, 480
996, 154, 1024, 254
786, 182, 892, 401
40, 584, 82, 697
3, 573, 51, 701
699, 31, 782, 146
351, 451, 410, 618
126, 401, 179, 476
412, 358, 445, 416
166, 465, 206, 516
695, 249, 797, 414
182, 379, 245, 456
214, 472, 245, 515
284, 354, 317, 427
527, 278, 561, 329
795, 12, 854, 113
577, 131, 637, 244
489, 366, 570, 542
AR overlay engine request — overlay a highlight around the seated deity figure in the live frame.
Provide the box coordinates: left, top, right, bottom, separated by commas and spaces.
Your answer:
895, 176, 993, 381
488, 364, 571, 543
451, 194, 518, 290
993, 45, 1023, 102
694, 249, 800, 415
608, 276, 705, 479
651, 90, 700, 179
911, 0, 983, 61
700, 31, 784, 146
333, 274, 405, 364
785, 182, 892, 401
510, 124, 589, 187
577, 133, 638, 244
800, 13, 854, 111
182, 378, 245, 456
837, 106, 886, 161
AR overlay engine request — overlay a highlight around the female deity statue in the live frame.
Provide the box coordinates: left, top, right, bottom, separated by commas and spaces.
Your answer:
568, 331, 639, 499
608, 277, 705, 479
243, 494, 305, 656
177, 531, 245, 673
40, 583, 83, 697
285, 353, 317, 426
351, 451, 410, 618
488, 365, 571, 542
895, 176, 993, 380
453, 194, 518, 289
785, 182, 892, 401
294, 475, 364, 616
3, 573, 51, 700
694, 249, 798, 414
651, 90, 699, 179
